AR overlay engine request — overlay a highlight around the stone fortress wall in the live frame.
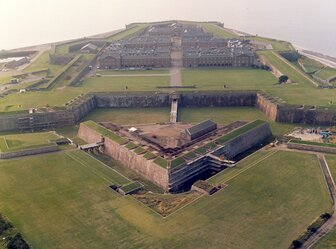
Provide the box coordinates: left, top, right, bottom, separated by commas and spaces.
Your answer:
78, 122, 169, 189
78, 120, 272, 191
168, 122, 272, 191
1, 91, 336, 132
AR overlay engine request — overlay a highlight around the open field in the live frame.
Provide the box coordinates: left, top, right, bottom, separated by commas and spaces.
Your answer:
0, 131, 59, 152
83, 107, 170, 124
0, 74, 170, 111
97, 69, 169, 75
80, 75, 170, 92
181, 68, 278, 90
0, 149, 330, 248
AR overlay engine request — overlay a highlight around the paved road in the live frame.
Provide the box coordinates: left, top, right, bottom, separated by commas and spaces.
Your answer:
170, 37, 182, 87
170, 68, 182, 86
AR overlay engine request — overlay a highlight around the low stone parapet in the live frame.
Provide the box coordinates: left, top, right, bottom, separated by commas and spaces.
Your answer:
287, 142, 336, 154
0, 143, 59, 159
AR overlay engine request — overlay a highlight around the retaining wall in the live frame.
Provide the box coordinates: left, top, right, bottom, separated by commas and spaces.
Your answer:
256, 93, 278, 121
69, 95, 97, 122
276, 106, 336, 126
179, 92, 257, 107
94, 93, 170, 108
1, 91, 336, 132
215, 122, 272, 159
78, 123, 169, 189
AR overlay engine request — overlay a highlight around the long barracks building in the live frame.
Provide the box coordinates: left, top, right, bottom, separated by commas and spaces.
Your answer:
98, 22, 255, 69
183, 47, 255, 68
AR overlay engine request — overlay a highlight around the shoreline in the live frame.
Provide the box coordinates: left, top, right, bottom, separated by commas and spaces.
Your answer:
1, 23, 336, 69
293, 44, 336, 69
228, 27, 336, 69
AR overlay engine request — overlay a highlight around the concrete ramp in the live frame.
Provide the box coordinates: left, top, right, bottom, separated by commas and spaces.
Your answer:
170, 98, 178, 123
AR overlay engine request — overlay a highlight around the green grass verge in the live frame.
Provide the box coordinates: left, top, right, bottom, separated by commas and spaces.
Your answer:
125, 142, 138, 150
119, 181, 143, 194
153, 156, 168, 168
170, 157, 187, 168
134, 146, 146, 155
183, 151, 198, 160
143, 151, 157, 160
83, 120, 128, 145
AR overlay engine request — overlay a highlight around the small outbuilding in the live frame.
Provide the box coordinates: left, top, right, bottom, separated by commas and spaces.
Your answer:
180, 119, 217, 141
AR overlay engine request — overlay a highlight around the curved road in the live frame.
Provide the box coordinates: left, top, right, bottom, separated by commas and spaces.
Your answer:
302, 154, 336, 249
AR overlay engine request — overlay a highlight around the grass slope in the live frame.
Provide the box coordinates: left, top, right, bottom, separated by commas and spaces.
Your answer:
83, 107, 169, 124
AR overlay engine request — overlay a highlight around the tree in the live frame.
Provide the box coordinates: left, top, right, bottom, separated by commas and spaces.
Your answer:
7, 233, 30, 249
279, 75, 289, 84
292, 240, 303, 248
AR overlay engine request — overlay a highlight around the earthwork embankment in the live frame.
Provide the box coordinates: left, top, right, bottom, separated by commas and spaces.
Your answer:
0, 91, 336, 132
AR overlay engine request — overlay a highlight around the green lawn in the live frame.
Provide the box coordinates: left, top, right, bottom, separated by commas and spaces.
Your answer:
80, 75, 170, 92
0, 149, 330, 248
0, 131, 59, 152
313, 155, 336, 249
0, 74, 170, 111
83, 107, 170, 124
181, 68, 278, 90
97, 70, 169, 75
